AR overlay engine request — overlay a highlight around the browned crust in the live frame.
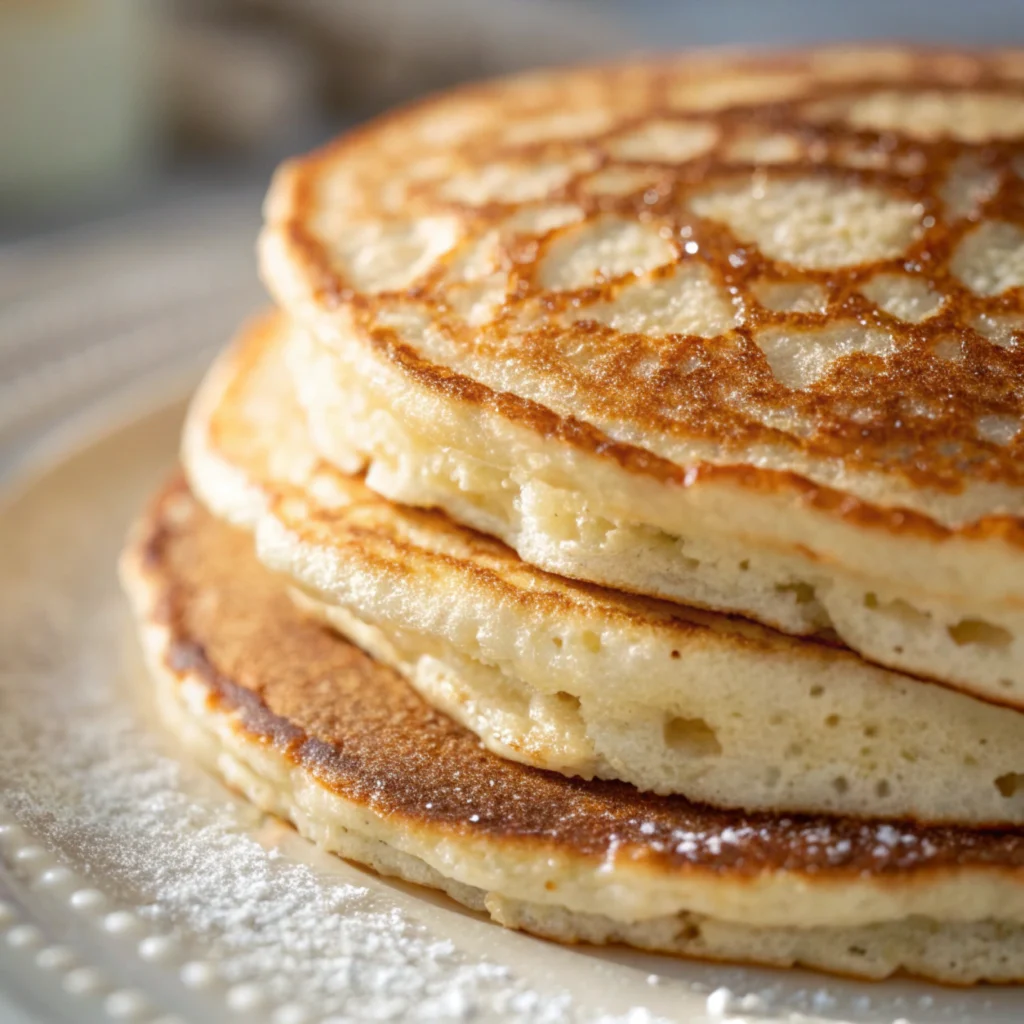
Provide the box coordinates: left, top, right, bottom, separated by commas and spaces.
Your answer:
266, 45, 1024, 548
127, 477, 1024, 880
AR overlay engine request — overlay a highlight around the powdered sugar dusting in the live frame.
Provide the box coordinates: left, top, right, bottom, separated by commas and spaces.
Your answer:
608, 818, 960, 873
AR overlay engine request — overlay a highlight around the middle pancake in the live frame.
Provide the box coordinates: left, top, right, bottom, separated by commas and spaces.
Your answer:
183, 311, 1024, 825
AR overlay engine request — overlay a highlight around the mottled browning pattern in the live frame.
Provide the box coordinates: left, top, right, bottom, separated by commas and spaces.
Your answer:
136, 477, 1024, 877
272, 47, 1024, 538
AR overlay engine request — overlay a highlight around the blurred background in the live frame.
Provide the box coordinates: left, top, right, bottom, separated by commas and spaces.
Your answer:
6, 0, 1024, 231
2, 0, 1024, 465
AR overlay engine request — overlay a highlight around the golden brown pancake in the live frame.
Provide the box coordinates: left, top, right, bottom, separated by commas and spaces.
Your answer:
182, 312, 1024, 826
261, 46, 1024, 707
121, 478, 1024, 983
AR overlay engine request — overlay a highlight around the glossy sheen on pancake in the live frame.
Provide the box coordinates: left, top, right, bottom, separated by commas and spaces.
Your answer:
121, 480, 1024, 983
183, 313, 1024, 825
261, 46, 1024, 705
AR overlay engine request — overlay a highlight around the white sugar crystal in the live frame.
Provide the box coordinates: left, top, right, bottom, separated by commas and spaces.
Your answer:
705, 986, 735, 1017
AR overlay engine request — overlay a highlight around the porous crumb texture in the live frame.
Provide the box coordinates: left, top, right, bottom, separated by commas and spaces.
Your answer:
261, 46, 1024, 704
184, 317, 1024, 825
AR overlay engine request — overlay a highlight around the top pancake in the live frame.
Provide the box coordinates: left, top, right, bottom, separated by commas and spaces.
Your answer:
262, 47, 1024, 701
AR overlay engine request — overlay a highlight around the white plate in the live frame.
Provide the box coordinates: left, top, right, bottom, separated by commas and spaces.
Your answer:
1, 209, 1022, 1023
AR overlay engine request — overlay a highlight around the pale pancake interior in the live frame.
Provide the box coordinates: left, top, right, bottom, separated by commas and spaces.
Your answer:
182, 313, 1024, 826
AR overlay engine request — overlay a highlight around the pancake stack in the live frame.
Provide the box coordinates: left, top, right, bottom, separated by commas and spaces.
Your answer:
122, 47, 1024, 983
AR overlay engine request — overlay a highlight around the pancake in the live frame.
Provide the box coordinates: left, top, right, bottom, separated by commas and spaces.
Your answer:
260, 46, 1024, 708
121, 478, 1024, 984
180, 312, 1024, 826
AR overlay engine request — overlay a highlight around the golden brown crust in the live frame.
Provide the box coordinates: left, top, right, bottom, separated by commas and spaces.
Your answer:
266, 46, 1024, 545
132, 477, 1024, 878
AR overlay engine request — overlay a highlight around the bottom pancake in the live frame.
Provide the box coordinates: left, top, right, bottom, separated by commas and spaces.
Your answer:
121, 478, 1024, 984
